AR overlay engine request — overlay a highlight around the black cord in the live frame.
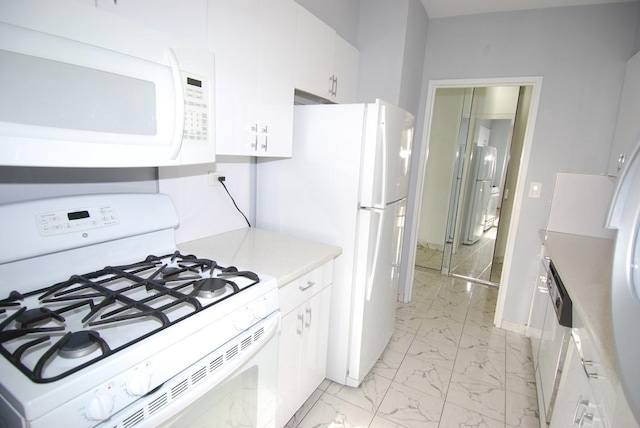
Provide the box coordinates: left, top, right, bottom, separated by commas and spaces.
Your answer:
218, 177, 251, 227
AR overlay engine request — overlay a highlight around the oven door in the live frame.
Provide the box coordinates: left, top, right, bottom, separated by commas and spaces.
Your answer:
102, 312, 279, 428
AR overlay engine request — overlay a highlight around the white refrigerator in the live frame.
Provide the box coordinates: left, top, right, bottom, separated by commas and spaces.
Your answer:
461, 145, 497, 245
256, 100, 414, 387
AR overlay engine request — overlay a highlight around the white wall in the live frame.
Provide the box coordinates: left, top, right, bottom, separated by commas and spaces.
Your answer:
0, 167, 157, 203
413, 2, 638, 327
158, 157, 254, 244
356, 0, 428, 119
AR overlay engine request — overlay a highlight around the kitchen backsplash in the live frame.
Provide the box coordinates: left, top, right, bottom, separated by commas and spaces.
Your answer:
546, 172, 616, 239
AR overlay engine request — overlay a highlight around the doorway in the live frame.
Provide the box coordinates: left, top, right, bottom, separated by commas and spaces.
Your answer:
414, 82, 535, 286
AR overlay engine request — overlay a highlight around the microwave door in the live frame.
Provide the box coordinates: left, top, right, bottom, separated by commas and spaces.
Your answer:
0, 1, 214, 167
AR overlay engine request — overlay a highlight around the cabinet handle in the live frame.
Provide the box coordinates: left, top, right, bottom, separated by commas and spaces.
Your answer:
573, 398, 590, 426
261, 126, 268, 151
328, 76, 334, 95
578, 411, 594, 428
581, 360, 600, 379
571, 331, 603, 379
617, 153, 626, 171
299, 280, 315, 291
305, 307, 312, 328
251, 124, 258, 150
333, 76, 338, 97
296, 313, 304, 335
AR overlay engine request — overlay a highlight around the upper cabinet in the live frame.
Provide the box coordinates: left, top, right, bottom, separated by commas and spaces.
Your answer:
209, 0, 296, 157
295, 6, 359, 104
91, 0, 208, 47
608, 50, 640, 176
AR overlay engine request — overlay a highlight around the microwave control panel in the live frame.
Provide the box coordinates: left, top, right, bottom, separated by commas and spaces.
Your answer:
182, 72, 209, 143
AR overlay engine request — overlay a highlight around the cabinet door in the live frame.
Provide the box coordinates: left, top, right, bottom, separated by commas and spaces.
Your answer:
256, 0, 296, 157
94, 0, 208, 46
333, 36, 359, 104
276, 308, 303, 428
608, 51, 640, 176
298, 285, 332, 399
550, 337, 602, 428
294, 6, 335, 100
209, 0, 259, 156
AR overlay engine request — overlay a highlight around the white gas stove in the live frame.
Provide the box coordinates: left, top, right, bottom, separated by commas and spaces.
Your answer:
0, 194, 279, 428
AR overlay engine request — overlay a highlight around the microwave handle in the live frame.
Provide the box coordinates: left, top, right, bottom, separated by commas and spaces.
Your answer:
167, 49, 185, 160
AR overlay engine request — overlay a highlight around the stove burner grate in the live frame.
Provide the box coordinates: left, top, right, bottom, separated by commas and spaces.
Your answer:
0, 251, 260, 383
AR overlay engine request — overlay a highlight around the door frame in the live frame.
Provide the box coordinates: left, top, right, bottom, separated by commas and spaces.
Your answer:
404, 76, 543, 329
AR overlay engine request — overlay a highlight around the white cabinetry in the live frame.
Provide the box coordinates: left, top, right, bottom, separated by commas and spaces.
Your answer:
91, 0, 208, 46
294, 6, 359, 104
608, 50, 640, 176
550, 334, 604, 428
209, 0, 296, 157
277, 262, 333, 428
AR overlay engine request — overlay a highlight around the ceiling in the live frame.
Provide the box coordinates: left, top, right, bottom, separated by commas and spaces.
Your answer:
420, 0, 638, 18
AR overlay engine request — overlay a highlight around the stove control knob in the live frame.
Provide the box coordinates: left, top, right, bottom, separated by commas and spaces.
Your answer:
253, 300, 269, 319
234, 310, 251, 331
127, 370, 152, 396
85, 394, 114, 421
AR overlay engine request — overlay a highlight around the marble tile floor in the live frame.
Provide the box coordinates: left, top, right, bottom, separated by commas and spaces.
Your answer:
284, 269, 539, 428
415, 227, 501, 283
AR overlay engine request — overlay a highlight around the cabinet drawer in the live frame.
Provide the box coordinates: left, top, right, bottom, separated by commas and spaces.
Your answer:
279, 261, 333, 316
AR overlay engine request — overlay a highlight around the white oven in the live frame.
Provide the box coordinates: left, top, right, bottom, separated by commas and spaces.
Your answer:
0, 0, 215, 168
107, 313, 279, 428
0, 194, 279, 428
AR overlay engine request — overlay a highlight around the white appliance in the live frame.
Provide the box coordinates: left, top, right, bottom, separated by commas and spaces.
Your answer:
0, 0, 214, 168
461, 145, 497, 244
256, 100, 414, 387
606, 139, 640, 425
0, 194, 279, 428
484, 186, 500, 231
533, 258, 573, 426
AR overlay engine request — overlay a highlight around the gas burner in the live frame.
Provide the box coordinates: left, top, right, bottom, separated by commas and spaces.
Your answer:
196, 278, 228, 299
59, 331, 102, 359
0, 251, 262, 383
16, 308, 64, 329
161, 266, 182, 280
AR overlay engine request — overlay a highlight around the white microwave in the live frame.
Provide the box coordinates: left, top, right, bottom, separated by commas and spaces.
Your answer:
0, 0, 215, 168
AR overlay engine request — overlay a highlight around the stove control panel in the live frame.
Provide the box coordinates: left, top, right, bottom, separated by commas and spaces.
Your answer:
37, 205, 120, 236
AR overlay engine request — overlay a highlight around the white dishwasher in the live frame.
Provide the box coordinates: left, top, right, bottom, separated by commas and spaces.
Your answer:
534, 259, 573, 427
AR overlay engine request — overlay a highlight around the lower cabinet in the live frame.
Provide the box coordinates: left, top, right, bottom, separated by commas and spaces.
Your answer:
550, 334, 603, 428
276, 262, 333, 427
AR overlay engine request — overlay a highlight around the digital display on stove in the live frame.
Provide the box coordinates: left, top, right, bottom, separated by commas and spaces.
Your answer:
67, 210, 90, 221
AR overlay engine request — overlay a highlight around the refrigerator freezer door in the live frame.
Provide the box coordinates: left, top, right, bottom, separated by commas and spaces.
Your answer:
360, 100, 414, 209
347, 199, 406, 386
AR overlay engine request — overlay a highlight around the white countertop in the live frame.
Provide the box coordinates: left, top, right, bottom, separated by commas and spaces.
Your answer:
540, 230, 617, 381
177, 227, 342, 287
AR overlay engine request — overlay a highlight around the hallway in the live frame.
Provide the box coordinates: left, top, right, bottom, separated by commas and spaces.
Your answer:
284, 269, 539, 427
416, 227, 502, 283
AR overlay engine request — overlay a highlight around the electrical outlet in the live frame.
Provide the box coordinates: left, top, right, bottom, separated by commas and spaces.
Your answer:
207, 171, 224, 186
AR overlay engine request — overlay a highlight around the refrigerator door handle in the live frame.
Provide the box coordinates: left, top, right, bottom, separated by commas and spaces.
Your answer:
365, 208, 384, 301
378, 106, 389, 208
